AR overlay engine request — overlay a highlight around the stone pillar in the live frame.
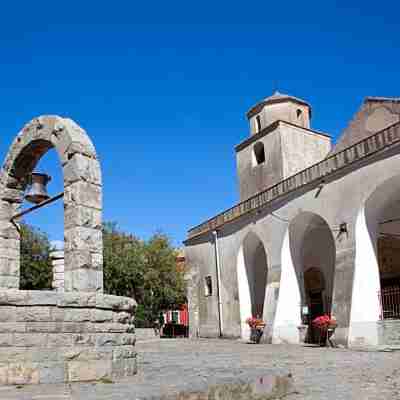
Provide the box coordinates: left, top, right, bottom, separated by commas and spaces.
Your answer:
0, 187, 22, 289
51, 248, 64, 292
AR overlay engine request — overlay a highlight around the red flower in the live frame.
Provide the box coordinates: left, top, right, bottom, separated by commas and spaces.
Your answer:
312, 314, 336, 329
246, 316, 265, 328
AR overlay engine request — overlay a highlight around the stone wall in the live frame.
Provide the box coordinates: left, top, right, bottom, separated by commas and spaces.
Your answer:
378, 320, 400, 346
0, 291, 136, 384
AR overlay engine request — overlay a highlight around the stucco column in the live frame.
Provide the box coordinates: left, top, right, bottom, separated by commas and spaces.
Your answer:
346, 209, 380, 347
272, 231, 301, 344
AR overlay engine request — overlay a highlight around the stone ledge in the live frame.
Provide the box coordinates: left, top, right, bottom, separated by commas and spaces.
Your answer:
0, 290, 136, 310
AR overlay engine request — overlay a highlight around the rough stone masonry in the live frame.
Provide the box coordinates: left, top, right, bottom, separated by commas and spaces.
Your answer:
0, 116, 137, 385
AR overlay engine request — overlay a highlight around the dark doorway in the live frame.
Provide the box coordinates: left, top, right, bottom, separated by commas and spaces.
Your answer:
304, 268, 325, 343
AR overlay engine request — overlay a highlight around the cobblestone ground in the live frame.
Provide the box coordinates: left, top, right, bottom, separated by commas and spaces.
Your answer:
1, 338, 400, 399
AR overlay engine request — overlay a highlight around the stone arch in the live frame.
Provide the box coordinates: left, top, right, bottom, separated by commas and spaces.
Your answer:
350, 175, 400, 346
273, 212, 336, 344
236, 231, 268, 339
0, 115, 103, 292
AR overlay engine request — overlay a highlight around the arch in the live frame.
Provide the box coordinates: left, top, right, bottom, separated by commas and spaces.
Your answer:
0, 115, 103, 292
237, 231, 268, 340
273, 212, 336, 344
350, 175, 400, 346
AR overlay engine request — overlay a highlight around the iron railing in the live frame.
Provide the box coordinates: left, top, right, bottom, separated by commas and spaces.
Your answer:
187, 121, 400, 240
379, 287, 400, 319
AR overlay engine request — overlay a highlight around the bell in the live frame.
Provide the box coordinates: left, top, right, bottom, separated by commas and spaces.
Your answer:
25, 173, 52, 204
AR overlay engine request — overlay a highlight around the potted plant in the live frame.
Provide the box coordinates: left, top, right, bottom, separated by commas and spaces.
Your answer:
246, 316, 266, 344
312, 315, 337, 346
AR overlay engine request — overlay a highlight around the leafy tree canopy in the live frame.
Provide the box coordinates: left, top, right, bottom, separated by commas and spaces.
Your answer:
18, 221, 186, 327
20, 222, 53, 290
103, 222, 186, 327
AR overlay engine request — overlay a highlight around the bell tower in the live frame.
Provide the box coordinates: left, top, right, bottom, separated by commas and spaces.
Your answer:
235, 91, 331, 201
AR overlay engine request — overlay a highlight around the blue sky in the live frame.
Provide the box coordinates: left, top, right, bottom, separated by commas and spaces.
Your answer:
0, 1, 398, 246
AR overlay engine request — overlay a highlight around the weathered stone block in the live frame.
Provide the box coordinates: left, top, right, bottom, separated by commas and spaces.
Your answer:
67, 360, 112, 382
25, 322, 60, 333
92, 309, 114, 322
0, 237, 19, 250
0, 290, 28, 305
95, 294, 136, 311
0, 363, 8, 384
25, 291, 58, 306
64, 269, 103, 292
71, 333, 95, 346
0, 333, 13, 346
114, 311, 131, 323
64, 205, 102, 230
64, 346, 113, 362
17, 306, 51, 322
53, 272, 64, 281
112, 346, 136, 360
0, 276, 19, 289
30, 348, 62, 363
111, 357, 137, 378
0, 247, 19, 260
57, 292, 96, 308
0, 258, 20, 277
61, 322, 90, 333
14, 333, 48, 347
119, 333, 136, 346
7, 362, 40, 385
64, 308, 91, 322
1, 187, 23, 203
64, 227, 102, 254
64, 181, 102, 210
93, 323, 129, 333
47, 333, 73, 347
38, 361, 65, 384
0, 306, 17, 322
0, 323, 26, 333
95, 333, 120, 347
64, 153, 101, 186
64, 250, 91, 271
91, 252, 103, 270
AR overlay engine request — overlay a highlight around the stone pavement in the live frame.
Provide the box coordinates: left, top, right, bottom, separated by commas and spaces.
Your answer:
1, 338, 400, 399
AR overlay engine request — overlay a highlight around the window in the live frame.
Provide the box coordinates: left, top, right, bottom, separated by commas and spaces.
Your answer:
172, 311, 179, 324
296, 109, 302, 119
204, 275, 212, 296
255, 115, 262, 132
253, 142, 266, 165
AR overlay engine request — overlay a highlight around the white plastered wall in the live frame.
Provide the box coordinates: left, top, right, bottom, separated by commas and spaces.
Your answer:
348, 207, 381, 347
237, 245, 252, 340
272, 230, 301, 344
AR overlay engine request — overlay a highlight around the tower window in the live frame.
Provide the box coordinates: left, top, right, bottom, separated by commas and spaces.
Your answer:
204, 275, 212, 296
255, 115, 262, 132
296, 109, 302, 119
253, 142, 266, 165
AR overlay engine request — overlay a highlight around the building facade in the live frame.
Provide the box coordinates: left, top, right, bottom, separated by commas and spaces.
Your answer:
184, 92, 400, 348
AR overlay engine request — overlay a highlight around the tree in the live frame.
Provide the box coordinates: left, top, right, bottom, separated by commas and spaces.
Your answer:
20, 222, 53, 290
103, 223, 186, 327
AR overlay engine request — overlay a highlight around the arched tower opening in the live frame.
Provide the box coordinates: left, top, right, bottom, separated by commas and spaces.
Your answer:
0, 116, 102, 292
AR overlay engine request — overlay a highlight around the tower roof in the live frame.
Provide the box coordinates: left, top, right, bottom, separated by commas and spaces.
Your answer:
247, 91, 311, 119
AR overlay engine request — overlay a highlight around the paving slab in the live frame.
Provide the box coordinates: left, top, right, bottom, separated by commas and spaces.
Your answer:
1, 338, 400, 399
